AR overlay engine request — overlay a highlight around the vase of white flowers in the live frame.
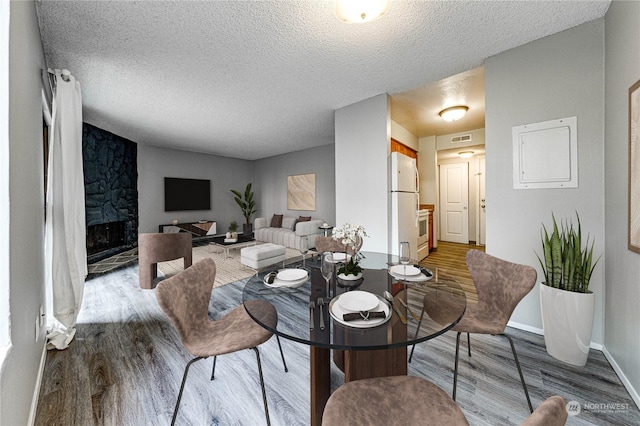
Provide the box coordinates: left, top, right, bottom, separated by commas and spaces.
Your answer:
332, 223, 367, 277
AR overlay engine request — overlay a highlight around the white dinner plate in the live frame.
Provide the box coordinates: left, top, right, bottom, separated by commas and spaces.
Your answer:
263, 273, 308, 288
330, 253, 351, 263
337, 291, 379, 312
277, 268, 308, 282
388, 270, 432, 282
389, 265, 421, 277
329, 296, 391, 328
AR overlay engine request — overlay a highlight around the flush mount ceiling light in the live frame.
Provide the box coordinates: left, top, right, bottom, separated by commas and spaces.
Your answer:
458, 151, 474, 159
439, 106, 469, 122
336, 0, 391, 23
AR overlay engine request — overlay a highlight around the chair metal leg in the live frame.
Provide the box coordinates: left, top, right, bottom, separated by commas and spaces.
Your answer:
408, 305, 426, 363
252, 347, 271, 426
172, 356, 205, 426
500, 333, 533, 413
210, 355, 217, 380
453, 331, 462, 400
467, 332, 471, 357
275, 335, 288, 372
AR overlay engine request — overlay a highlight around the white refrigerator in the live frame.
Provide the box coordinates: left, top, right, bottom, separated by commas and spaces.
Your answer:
390, 152, 419, 258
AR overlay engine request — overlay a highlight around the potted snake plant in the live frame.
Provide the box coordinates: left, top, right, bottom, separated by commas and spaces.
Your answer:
536, 213, 600, 366
230, 183, 257, 235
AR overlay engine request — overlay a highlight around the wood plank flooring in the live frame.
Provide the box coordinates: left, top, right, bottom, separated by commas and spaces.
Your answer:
419, 241, 483, 303
34, 245, 640, 425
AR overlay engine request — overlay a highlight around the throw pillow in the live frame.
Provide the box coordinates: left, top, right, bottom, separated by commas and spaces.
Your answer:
270, 214, 283, 228
294, 215, 312, 230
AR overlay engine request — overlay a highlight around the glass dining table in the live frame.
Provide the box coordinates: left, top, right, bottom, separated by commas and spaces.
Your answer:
242, 251, 467, 426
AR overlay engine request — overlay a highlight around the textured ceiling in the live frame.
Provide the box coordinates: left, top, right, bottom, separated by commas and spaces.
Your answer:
36, 1, 610, 160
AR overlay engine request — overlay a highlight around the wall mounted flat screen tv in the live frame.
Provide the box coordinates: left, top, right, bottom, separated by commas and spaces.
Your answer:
164, 177, 211, 211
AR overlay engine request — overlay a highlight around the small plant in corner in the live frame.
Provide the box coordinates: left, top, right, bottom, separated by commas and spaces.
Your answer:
230, 183, 257, 227
536, 212, 601, 293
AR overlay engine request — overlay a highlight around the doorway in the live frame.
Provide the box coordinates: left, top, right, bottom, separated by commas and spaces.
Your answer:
436, 149, 485, 246
439, 162, 469, 244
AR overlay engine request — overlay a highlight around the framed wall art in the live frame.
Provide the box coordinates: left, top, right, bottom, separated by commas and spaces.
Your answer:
287, 173, 316, 211
629, 79, 640, 254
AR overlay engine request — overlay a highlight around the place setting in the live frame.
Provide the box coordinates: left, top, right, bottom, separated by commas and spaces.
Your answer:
263, 267, 309, 288
328, 290, 391, 328
388, 241, 434, 283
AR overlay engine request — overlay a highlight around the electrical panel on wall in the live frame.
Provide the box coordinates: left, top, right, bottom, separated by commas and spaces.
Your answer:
512, 116, 578, 189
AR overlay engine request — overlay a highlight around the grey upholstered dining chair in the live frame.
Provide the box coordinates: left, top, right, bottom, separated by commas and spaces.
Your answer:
314, 236, 346, 253
321, 375, 568, 426
414, 249, 537, 413
155, 258, 288, 425
322, 375, 469, 426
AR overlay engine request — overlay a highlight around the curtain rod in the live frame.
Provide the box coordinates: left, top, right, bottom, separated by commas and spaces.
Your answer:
46, 68, 71, 82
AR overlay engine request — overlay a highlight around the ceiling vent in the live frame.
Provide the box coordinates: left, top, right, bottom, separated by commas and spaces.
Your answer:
451, 134, 472, 144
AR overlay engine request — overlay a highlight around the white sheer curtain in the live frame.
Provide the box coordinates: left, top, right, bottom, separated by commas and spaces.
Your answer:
45, 69, 87, 350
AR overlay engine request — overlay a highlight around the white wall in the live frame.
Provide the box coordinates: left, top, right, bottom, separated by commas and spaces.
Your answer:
335, 94, 390, 253
137, 145, 253, 234
604, 0, 640, 406
253, 144, 335, 226
390, 119, 418, 151
485, 19, 605, 343
1, 1, 48, 425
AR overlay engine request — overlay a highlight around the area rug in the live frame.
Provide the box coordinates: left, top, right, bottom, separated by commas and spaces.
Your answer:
157, 243, 302, 288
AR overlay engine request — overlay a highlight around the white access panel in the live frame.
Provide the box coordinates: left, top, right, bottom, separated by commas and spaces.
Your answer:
512, 116, 578, 189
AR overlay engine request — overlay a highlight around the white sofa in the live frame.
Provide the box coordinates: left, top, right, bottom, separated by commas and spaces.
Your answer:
254, 216, 324, 251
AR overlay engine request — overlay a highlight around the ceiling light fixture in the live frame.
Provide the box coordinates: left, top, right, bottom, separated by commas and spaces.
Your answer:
336, 0, 391, 23
439, 106, 469, 122
458, 151, 474, 159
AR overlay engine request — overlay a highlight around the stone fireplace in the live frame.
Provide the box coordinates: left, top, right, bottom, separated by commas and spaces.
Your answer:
86, 221, 125, 256
83, 123, 138, 264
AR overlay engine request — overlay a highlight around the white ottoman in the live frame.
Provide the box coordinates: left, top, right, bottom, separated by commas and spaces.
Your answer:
241, 243, 286, 271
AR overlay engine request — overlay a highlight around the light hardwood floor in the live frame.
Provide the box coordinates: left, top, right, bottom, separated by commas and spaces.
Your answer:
35, 243, 639, 425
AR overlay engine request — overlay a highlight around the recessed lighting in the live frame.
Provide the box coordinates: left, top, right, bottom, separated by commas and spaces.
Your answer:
336, 0, 391, 23
458, 151, 474, 158
439, 106, 469, 122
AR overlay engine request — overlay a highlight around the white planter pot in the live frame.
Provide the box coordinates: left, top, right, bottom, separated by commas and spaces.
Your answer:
338, 272, 362, 281
540, 284, 595, 366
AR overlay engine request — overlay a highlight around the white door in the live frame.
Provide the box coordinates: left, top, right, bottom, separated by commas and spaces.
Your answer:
478, 155, 486, 246
439, 163, 469, 244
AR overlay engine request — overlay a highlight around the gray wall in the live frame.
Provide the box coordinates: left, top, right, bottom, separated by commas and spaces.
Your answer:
2, 1, 47, 425
253, 144, 336, 226
485, 19, 605, 343
604, 0, 640, 406
137, 145, 253, 234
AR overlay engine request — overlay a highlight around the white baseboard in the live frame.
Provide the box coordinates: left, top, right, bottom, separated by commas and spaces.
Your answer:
507, 320, 543, 335
602, 346, 640, 410
28, 342, 47, 426
507, 321, 603, 350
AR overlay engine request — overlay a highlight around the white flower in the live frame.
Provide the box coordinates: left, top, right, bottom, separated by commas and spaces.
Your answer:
331, 223, 367, 246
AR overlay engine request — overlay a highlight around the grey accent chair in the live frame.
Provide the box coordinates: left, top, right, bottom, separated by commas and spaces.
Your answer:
155, 258, 287, 425
413, 249, 537, 412
138, 232, 192, 289
322, 376, 567, 426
